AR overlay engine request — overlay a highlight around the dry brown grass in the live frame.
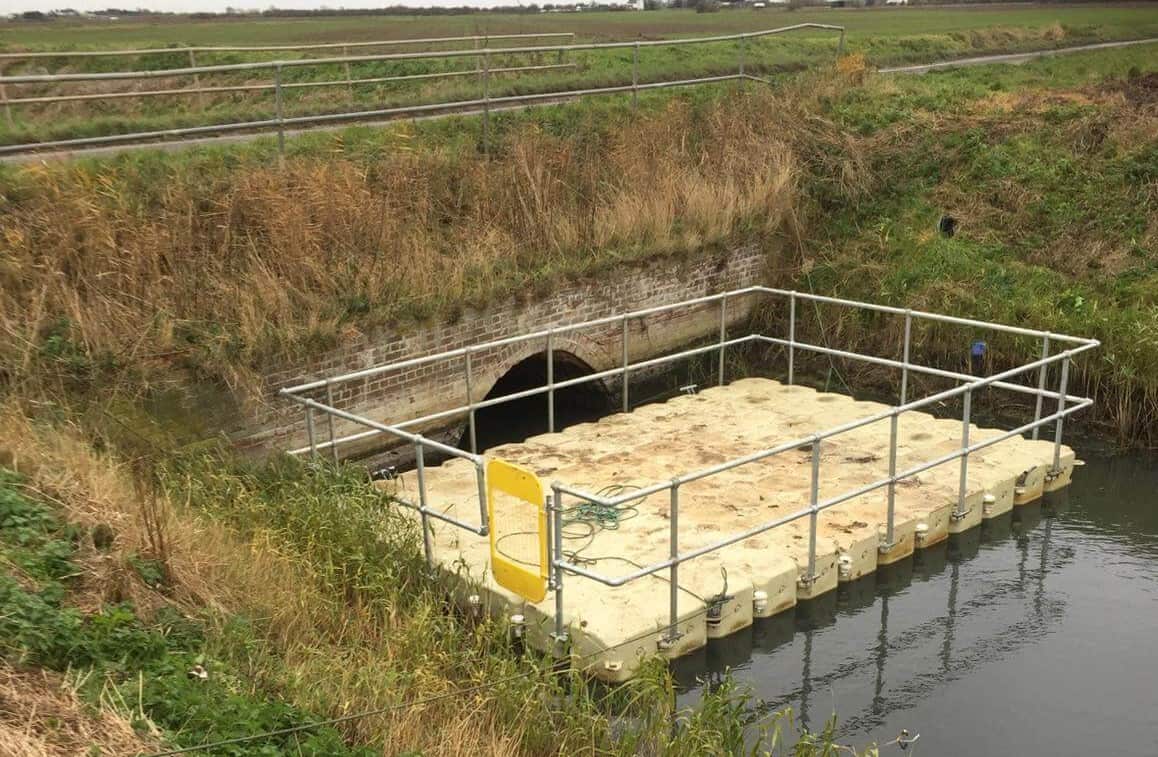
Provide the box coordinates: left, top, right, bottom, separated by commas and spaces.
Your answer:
0, 406, 605, 754
0, 86, 859, 397
0, 665, 157, 757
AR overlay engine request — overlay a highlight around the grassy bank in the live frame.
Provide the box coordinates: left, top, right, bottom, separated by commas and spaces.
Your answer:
1, 35, 1155, 757
3, 7, 1157, 145
0, 407, 859, 755
2, 44, 1156, 436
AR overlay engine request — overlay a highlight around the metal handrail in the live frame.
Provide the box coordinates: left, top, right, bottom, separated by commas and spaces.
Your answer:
277, 285, 1093, 638
0, 24, 845, 156
0, 32, 576, 60
280, 284, 1096, 653
1, 25, 843, 83
2, 63, 577, 105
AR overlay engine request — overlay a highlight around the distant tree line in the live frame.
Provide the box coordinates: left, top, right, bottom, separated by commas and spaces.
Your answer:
8, 0, 1151, 23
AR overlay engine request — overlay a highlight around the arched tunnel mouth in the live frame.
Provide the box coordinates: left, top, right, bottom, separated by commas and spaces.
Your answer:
462, 351, 611, 452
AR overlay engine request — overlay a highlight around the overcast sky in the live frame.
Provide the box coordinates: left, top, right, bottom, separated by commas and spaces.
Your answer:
4, 0, 504, 14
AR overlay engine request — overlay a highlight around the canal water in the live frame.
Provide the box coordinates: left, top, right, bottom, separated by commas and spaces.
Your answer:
672, 446, 1158, 756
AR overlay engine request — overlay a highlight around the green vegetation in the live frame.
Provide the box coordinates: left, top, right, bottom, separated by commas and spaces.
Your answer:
3, 6, 1157, 145
4, 6, 1155, 49
0, 467, 371, 755
0, 417, 861, 755
2, 13, 1156, 755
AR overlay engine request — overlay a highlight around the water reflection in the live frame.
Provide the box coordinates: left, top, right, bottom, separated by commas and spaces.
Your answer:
673, 492, 1071, 736
671, 452, 1158, 754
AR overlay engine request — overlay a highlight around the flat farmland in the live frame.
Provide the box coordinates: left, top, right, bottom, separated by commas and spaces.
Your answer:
3, 5, 1158, 49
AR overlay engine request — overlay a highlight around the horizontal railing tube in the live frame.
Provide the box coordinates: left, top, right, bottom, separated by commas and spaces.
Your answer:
0, 32, 578, 60
391, 495, 487, 536
555, 397, 1092, 588
0, 25, 845, 83
283, 288, 756, 395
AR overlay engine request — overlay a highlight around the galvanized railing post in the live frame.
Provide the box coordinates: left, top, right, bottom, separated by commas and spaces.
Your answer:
464, 349, 478, 454
416, 443, 434, 566
188, 50, 204, 108
1032, 333, 1051, 440
788, 292, 797, 385
631, 41, 639, 110
666, 481, 680, 644
274, 63, 285, 156
325, 381, 338, 463
838, 29, 847, 56
551, 483, 567, 645
482, 51, 491, 155
807, 437, 821, 582
305, 405, 317, 460
0, 73, 12, 128
474, 36, 483, 84
900, 310, 912, 404
1053, 354, 1070, 472
885, 410, 899, 549
547, 330, 556, 433
342, 45, 354, 102
718, 294, 728, 387
621, 315, 630, 412
955, 389, 972, 521
475, 459, 490, 534
739, 34, 746, 77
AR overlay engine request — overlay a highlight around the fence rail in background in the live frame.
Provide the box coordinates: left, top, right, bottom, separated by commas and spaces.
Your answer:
0, 23, 845, 156
279, 285, 1098, 649
0, 32, 577, 60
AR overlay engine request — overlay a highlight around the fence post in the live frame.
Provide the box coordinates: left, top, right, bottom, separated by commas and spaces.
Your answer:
788, 292, 797, 385
621, 315, 630, 412
475, 459, 490, 535
188, 50, 205, 108
631, 41, 639, 110
884, 410, 899, 549
666, 481, 680, 644
806, 437, 821, 583
1053, 354, 1070, 472
551, 484, 568, 646
955, 389, 972, 521
838, 29, 847, 57
325, 382, 338, 463
900, 310, 912, 405
305, 405, 317, 460
465, 349, 478, 454
1032, 333, 1051, 440
416, 443, 433, 566
274, 63, 285, 158
0, 79, 12, 129
343, 45, 354, 103
718, 294, 728, 387
482, 50, 491, 155
547, 331, 555, 433
739, 34, 746, 78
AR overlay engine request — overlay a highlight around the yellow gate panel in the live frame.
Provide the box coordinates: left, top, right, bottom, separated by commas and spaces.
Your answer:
487, 458, 549, 603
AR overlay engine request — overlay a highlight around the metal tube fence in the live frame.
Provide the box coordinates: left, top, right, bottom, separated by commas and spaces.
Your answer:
0, 32, 578, 61
280, 285, 1097, 647
1, 63, 579, 106
0, 23, 846, 156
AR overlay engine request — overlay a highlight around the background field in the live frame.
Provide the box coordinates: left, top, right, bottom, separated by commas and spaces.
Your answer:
2, 5, 1158, 146
4, 5, 1158, 49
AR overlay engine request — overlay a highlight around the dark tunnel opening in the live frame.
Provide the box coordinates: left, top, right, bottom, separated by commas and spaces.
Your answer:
462, 351, 611, 452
